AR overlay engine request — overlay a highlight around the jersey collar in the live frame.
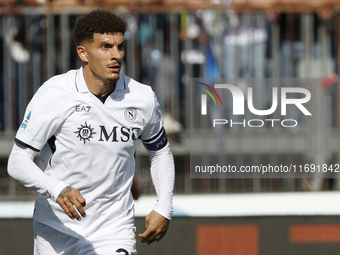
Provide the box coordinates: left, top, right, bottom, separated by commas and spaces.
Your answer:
75, 66, 126, 93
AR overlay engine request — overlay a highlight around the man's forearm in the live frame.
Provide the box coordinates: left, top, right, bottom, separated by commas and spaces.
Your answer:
7, 142, 68, 201
148, 144, 175, 220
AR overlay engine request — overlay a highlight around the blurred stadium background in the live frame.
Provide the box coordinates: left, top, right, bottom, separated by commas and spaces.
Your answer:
2, 0, 340, 254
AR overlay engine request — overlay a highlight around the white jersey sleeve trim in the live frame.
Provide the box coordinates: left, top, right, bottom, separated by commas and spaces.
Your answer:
7, 142, 69, 202
147, 143, 175, 220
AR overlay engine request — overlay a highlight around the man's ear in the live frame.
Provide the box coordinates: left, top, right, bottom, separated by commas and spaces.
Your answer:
77, 45, 88, 62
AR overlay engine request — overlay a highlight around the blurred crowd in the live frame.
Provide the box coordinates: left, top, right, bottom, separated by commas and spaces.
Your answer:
1, 2, 340, 194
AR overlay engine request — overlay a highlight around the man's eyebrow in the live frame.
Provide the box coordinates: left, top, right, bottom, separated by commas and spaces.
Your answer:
99, 40, 125, 46
99, 41, 113, 46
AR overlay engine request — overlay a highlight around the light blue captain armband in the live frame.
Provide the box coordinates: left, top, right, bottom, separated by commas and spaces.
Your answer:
142, 127, 168, 151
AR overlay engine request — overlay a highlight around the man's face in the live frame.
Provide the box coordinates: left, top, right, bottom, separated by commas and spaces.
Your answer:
79, 32, 125, 83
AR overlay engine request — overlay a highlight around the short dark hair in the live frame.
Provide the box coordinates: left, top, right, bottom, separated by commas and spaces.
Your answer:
73, 10, 127, 46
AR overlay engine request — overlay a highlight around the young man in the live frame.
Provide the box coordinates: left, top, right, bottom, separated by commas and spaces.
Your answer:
7, 10, 175, 255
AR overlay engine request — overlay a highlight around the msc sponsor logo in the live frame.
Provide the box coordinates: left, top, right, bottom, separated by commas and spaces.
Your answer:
74, 122, 96, 144
74, 122, 140, 144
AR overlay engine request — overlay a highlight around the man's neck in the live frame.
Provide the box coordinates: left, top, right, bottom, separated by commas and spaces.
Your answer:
83, 65, 117, 97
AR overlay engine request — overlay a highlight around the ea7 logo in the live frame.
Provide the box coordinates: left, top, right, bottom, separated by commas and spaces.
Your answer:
200, 84, 312, 116
75, 105, 91, 112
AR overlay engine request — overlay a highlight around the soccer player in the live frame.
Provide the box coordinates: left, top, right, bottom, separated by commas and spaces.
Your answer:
7, 10, 175, 255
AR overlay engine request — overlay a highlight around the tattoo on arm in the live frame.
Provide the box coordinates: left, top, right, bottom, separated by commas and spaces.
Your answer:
59, 186, 73, 199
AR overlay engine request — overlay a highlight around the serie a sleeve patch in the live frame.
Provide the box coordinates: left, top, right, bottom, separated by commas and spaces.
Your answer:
142, 127, 168, 151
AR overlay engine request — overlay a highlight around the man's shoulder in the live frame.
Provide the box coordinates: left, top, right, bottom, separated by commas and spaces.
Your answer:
41, 69, 78, 91
31, 69, 79, 105
123, 74, 154, 95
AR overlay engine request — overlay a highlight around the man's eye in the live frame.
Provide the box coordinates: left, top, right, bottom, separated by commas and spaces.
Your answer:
118, 44, 125, 51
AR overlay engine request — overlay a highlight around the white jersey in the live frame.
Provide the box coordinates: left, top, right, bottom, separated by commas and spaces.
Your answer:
15, 66, 169, 239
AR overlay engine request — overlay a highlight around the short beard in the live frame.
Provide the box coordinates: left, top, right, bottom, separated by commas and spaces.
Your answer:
91, 68, 120, 84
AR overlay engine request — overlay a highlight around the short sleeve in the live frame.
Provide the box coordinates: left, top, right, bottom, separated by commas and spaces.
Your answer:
15, 86, 62, 151
140, 93, 168, 151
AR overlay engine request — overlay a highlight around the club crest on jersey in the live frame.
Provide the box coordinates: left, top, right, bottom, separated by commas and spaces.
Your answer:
74, 122, 96, 144
124, 108, 137, 122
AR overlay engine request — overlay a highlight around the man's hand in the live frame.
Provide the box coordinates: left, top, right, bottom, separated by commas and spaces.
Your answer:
57, 186, 86, 221
138, 210, 170, 245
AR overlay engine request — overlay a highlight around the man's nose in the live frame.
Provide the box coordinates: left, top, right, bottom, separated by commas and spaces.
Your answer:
110, 47, 122, 60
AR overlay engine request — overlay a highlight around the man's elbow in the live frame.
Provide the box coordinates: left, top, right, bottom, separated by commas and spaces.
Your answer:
7, 149, 18, 179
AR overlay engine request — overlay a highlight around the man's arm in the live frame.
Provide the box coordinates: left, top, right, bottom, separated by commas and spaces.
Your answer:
7, 142, 86, 220
138, 144, 175, 244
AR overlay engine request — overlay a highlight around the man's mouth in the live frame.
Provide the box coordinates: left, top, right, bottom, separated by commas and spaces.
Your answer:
108, 65, 120, 72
